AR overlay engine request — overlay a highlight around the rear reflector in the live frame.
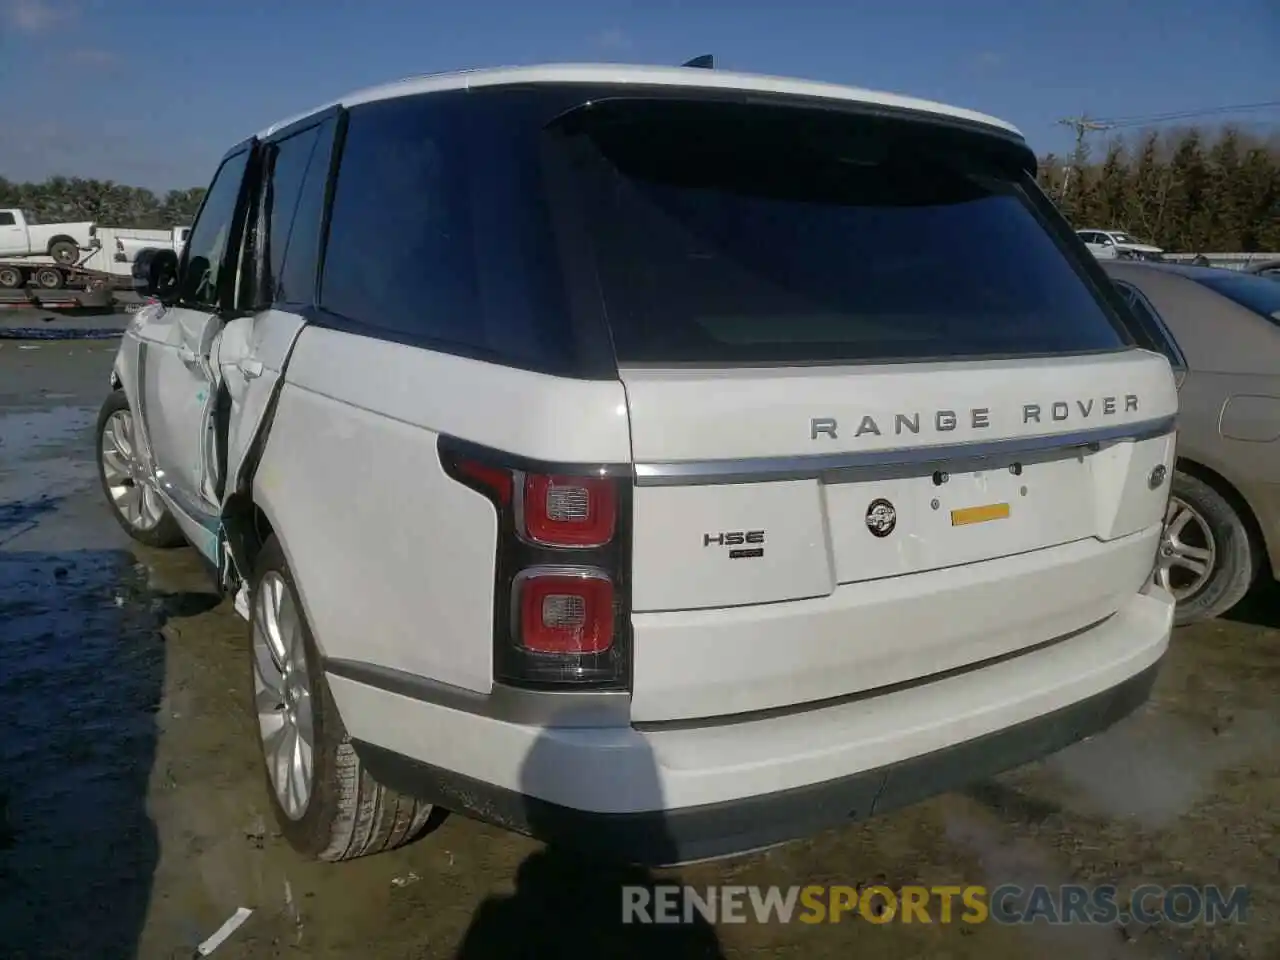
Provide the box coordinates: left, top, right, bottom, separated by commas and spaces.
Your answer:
515, 569, 614, 655
454, 459, 514, 505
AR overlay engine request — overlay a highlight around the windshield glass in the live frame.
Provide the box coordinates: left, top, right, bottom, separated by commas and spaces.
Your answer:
557, 99, 1128, 364
1192, 270, 1280, 323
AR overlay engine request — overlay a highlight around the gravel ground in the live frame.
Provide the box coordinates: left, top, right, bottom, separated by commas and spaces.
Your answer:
0, 338, 1276, 960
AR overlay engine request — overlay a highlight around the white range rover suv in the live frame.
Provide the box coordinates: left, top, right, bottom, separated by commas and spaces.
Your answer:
101, 63, 1179, 865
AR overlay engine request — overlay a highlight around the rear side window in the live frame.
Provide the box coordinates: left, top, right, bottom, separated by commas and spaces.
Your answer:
277, 117, 336, 305
318, 94, 581, 373
557, 100, 1128, 365
0, 211, 14, 226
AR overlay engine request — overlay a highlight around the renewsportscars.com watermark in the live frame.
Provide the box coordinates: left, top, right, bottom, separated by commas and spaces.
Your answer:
622, 884, 1250, 926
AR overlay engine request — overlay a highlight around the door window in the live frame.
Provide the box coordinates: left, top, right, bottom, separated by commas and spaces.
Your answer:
0, 211, 15, 226
178, 149, 252, 310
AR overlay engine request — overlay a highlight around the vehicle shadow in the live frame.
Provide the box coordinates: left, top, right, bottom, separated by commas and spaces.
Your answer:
452, 730, 727, 959
1223, 579, 1280, 630
0, 547, 204, 959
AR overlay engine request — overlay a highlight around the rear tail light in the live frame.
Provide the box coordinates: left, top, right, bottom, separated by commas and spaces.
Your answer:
519, 474, 616, 547
439, 438, 631, 689
514, 568, 614, 655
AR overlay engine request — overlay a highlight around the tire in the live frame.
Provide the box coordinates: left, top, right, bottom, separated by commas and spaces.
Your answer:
249, 534, 434, 861
34, 268, 63, 289
48, 239, 79, 265
1161, 470, 1258, 626
95, 390, 187, 548
0, 265, 21, 288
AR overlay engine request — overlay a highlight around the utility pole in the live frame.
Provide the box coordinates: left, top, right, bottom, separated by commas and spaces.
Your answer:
1056, 115, 1113, 199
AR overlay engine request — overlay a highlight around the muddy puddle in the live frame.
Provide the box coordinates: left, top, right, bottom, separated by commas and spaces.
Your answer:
1, 339, 1277, 959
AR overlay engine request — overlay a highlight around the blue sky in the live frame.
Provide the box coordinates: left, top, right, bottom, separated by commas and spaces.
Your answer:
0, 0, 1276, 191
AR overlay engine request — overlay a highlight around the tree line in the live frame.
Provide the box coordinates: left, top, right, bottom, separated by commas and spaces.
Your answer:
1037, 125, 1280, 253
0, 176, 206, 230
2, 123, 1278, 251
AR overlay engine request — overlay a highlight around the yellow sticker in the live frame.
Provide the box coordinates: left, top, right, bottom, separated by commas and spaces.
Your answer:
950, 503, 1011, 526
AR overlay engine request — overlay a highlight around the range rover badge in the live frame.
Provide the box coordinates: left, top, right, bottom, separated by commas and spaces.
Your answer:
865, 499, 897, 538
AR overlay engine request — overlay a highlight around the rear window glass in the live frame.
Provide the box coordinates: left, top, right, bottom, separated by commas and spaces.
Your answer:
1190, 270, 1280, 324
555, 100, 1128, 364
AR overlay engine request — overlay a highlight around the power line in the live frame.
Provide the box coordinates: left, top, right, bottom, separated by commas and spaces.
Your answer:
1052, 100, 1280, 198
1096, 100, 1280, 129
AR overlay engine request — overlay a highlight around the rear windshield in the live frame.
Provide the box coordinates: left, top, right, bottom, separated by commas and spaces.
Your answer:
554, 100, 1128, 364
1189, 270, 1280, 324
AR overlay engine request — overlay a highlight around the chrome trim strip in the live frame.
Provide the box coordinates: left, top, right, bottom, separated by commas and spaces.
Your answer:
633, 415, 1177, 486
324, 658, 631, 728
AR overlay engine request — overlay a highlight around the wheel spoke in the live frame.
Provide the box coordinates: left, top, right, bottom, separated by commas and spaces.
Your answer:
259, 578, 288, 667
278, 726, 298, 812
116, 413, 134, 456
280, 590, 307, 674
1166, 504, 1193, 539
1175, 543, 1212, 563
141, 484, 160, 517
1172, 554, 1210, 577
118, 486, 142, 522
289, 730, 310, 811
262, 713, 288, 752
298, 734, 314, 786
254, 674, 285, 713
102, 420, 130, 479
101, 449, 129, 481
293, 686, 313, 732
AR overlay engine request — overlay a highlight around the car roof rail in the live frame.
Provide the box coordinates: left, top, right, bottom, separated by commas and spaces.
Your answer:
682, 54, 714, 69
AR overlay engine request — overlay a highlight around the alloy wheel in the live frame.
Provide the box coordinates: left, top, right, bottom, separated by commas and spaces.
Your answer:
253, 571, 316, 820
1156, 495, 1217, 600
100, 409, 166, 531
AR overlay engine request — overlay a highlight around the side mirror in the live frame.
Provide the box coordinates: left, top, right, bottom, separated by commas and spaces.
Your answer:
132, 247, 180, 301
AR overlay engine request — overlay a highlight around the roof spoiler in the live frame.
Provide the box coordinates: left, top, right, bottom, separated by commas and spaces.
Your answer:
682, 54, 714, 69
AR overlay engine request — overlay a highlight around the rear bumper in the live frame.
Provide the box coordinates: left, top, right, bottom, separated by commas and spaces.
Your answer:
355, 657, 1161, 865
329, 584, 1173, 864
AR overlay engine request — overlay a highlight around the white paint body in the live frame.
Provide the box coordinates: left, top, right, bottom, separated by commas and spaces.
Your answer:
107, 63, 1178, 822
114, 307, 1178, 810
114, 226, 190, 263
0, 208, 95, 258
1078, 228, 1165, 261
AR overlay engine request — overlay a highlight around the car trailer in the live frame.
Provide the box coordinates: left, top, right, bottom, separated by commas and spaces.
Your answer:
0, 254, 117, 312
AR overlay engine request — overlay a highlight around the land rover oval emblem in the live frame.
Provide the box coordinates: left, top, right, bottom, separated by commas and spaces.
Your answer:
865, 499, 897, 538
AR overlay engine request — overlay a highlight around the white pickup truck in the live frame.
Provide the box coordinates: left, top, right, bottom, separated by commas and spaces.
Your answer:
0, 208, 97, 264
114, 226, 190, 263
